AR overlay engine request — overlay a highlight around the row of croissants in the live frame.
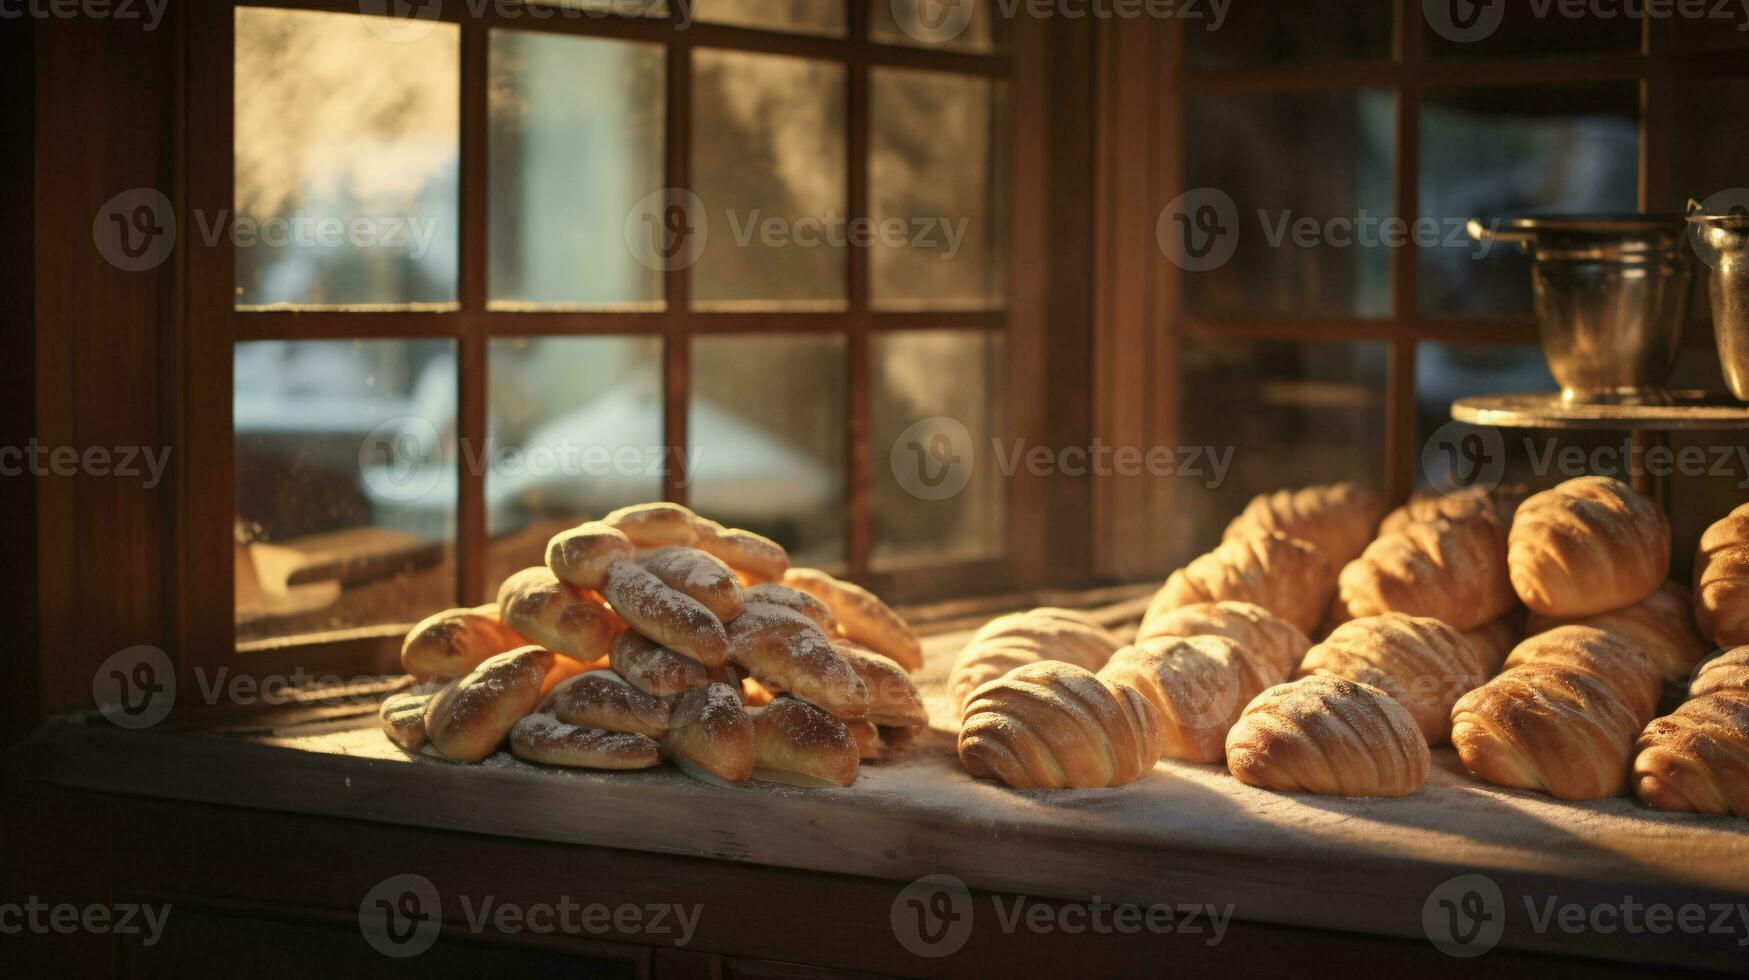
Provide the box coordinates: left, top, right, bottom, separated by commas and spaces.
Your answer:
949, 476, 1749, 818
378, 502, 928, 788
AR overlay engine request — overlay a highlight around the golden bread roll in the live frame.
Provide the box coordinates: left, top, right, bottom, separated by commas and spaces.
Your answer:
543, 670, 672, 739
725, 604, 869, 720
424, 647, 555, 762
782, 567, 922, 673
1500, 625, 1661, 725
1135, 600, 1311, 680
833, 639, 928, 728
1450, 627, 1656, 800
1335, 512, 1515, 631
638, 546, 746, 624
695, 518, 789, 584
1098, 635, 1276, 763
662, 682, 756, 784
844, 719, 886, 760
497, 566, 625, 663
1377, 484, 1527, 539
752, 696, 860, 788
958, 660, 1165, 789
609, 631, 708, 696
601, 559, 728, 668
1527, 581, 1707, 683
1154, 532, 1334, 636
742, 584, 838, 632
1461, 610, 1525, 674
509, 713, 661, 770
1691, 647, 1749, 699
380, 688, 438, 751
602, 501, 700, 548
1221, 481, 1385, 568
400, 604, 527, 679
1632, 690, 1749, 817
1298, 613, 1490, 745
947, 607, 1125, 714
1695, 502, 1749, 647
1508, 476, 1669, 618
545, 521, 633, 591
1225, 674, 1431, 797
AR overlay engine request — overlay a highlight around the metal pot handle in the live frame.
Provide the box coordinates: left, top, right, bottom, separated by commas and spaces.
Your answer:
1467, 219, 1533, 248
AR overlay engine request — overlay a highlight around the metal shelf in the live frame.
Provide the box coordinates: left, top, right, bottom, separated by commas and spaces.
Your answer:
1451, 392, 1749, 431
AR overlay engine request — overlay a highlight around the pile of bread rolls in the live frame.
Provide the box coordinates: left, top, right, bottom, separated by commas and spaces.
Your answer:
950, 477, 1749, 817
379, 502, 927, 789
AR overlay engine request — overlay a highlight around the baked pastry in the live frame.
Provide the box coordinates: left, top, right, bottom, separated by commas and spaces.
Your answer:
1098, 636, 1275, 763
601, 560, 728, 668
609, 631, 707, 696
958, 661, 1165, 789
509, 713, 661, 770
695, 518, 789, 584
662, 682, 756, 784
1335, 512, 1515, 631
602, 502, 700, 548
1690, 647, 1749, 698
424, 647, 555, 763
1135, 600, 1310, 681
543, 670, 672, 739
1509, 476, 1669, 618
1221, 482, 1385, 568
752, 696, 860, 787
947, 607, 1124, 714
545, 521, 633, 591
1695, 502, 1749, 647
1377, 484, 1527, 538
1225, 674, 1431, 797
1632, 689, 1749, 817
833, 639, 928, 728
783, 567, 923, 672
400, 604, 527, 679
1153, 532, 1334, 636
742, 584, 837, 632
380, 688, 438, 751
844, 719, 886, 760
497, 566, 625, 663
725, 604, 869, 719
1298, 613, 1490, 745
741, 675, 777, 707
638, 546, 746, 624
1461, 610, 1524, 674
1527, 581, 1707, 683
1450, 627, 1656, 800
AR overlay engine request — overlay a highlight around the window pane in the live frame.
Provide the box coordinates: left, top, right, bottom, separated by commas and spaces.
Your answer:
695, 0, 846, 36
872, 0, 1001, 53
1415, 342, 1556, 493
1185, 0, 1391, 69
1667, 7, 1749, 50
1422, 4, 1640, 59
234, 340, 457, 644
871, 330, 1005, 567
234, 8, 459, 309
489, 30, 664, 310
689, 335, 846, 566
1419, 85, 1639, 318
870, 69, 1008, 311
486, 337, 665, 597
1668, 75, 1749, 210
1182, 90, 1395, 319
691, 50, 847, 311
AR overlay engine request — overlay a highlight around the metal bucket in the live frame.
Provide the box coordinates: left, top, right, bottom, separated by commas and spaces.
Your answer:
1469, 215, 1694, 405
1687, 208, 1749, 401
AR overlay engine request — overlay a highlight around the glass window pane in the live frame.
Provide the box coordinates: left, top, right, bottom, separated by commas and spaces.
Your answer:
234, 340, 457, 644
871, 330, 1005, 568
1422, 5, 1640, 59
486, 337, 665, 597
695, 0, 846, 36
489, 31, 664, 310
234, 8, 459, 309
1414, 342, 1556, 493
1418, 85, 1640, 318
689, 335, 846, 566
1182, 90, 1395, 319
1185, 0, 1391, 69
1667, 7, 1749, 50
1668, 75, 1749, 210
691, 49, 847, 311
872, 0, 1001, 53
870, 69, 1008, 311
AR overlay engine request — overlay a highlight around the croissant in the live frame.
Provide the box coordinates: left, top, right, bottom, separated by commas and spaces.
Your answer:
1461, 610, 1525, 675
1335, 511, 1515, 631
1499, 625, 1661, 725
1695, 502, 1749, 648
947, 607, 1124, 714
1632, 690, 1749, 817
400, 604, 527, 679
1691, 647, 1749, 699
1153, 532, 1333, 636
1135, 600, 1310, 680
1450, 627, 1655, 800
1225, 674, 1431, 797
1377, 484, 1527, 539
1509, 476, 1669, 618
783, 567, 923, 672
1221, 482, 1385, 569
958, 661, 1165, 789
423, 647, 555, 763
1098, 636, 1275, 763
1300, 613, 1491, 745
1527, 581, 1707, 684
